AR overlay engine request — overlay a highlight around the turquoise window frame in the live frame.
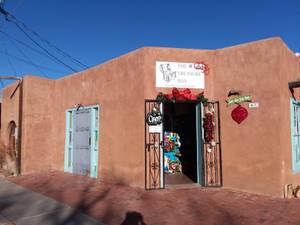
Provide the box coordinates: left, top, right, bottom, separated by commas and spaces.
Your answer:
64, 105, 100, 178
290, 98, 300, 173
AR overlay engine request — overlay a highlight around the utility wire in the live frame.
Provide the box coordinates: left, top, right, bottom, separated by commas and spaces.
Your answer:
0, 7, 89, 70
0, 30, 68, 67
13, 22, 78, 72
3, 33, 49, 78
1, 35, 17, 75
0, 49, 66, 73
13, 17, 89, 69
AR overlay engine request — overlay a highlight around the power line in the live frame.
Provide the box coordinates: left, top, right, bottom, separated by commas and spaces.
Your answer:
0, 30, 69, 67
12, 17, 89, 69
1, 35, 17, 75
0, 6, 89, 70
3, 33, 49, 78
0, 49, 66, 73
13, 22, 78, 72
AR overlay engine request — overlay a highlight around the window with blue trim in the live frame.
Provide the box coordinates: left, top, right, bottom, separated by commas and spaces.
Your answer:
290, 98, 300, 173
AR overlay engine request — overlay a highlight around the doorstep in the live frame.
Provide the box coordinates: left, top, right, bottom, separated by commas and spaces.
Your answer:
165, 183, 202, 189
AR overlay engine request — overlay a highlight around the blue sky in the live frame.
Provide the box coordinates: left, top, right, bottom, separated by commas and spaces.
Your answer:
0, 0, 299, 86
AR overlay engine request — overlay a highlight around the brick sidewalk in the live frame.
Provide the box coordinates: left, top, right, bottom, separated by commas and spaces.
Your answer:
7, 171, 300, 225
0, 178, 105, 225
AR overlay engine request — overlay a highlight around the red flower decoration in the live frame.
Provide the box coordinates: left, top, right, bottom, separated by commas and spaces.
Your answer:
231, 105, 248, 124
190, 94, 197, 100
157, 88, 207, 102
203, 113, 214, 142
183, 88, 191, 95
172, 88, 180, 99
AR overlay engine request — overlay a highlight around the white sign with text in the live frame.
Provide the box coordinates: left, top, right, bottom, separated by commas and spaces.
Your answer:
249, 102, 259, 108
149, 124, 162, 133
156, 61, 205, 89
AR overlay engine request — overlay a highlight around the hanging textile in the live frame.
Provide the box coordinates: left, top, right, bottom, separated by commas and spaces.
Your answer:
164, 132, 182, 173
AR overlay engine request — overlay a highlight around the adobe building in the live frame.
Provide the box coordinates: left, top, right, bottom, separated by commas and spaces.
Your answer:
1, 37, 300, 197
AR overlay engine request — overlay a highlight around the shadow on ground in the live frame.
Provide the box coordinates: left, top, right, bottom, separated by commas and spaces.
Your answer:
6, 171, 300, 225
119, 211, 147, 225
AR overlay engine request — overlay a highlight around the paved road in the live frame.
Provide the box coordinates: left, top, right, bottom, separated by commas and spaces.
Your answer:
0, 178, 105, 225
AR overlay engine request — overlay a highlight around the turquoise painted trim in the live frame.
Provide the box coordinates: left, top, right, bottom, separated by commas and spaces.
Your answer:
64, 105, 100, 178
290, 98, 300, 173
64, 111, 74, 173
64, 111, 69, 172
196, 103, 203, 185
90, 106, 99, 178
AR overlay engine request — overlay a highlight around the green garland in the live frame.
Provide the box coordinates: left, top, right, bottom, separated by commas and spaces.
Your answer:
156, 91, 208, 104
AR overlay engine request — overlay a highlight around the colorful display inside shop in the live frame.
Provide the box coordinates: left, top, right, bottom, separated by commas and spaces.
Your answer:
164, 132, 182, 173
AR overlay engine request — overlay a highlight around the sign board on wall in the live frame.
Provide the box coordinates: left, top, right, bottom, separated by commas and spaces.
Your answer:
249, 102, 259, 108
156, 61, 205, 89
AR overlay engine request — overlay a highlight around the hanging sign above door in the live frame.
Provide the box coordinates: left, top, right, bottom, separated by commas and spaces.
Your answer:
156, 61, 207, 89
146, 106, 162, 126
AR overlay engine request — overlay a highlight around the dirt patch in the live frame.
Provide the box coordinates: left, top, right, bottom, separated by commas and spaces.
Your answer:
7, 171, 300, 225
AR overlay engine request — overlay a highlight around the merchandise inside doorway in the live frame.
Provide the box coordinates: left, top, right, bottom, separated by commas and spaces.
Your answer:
163, 102, 202, 186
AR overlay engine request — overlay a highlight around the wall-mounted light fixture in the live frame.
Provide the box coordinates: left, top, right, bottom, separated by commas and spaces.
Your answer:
75, 103, 82, 111
227, 89, 241, 97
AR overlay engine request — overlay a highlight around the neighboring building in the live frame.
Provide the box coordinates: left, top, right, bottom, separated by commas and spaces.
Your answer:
1, 37, 300, 197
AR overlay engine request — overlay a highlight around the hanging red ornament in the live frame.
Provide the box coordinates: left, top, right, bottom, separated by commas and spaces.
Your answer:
231, 104, 248, 124
203, 113, 214, 142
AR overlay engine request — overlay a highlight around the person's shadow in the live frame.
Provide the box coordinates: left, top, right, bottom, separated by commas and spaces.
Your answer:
120, 211, 147, 225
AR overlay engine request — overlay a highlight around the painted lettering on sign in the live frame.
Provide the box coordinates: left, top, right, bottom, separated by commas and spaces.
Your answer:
226, 95, 252, 106
249, 102, 259, 108
156, 61, 207, 89
146, 107, 162, 126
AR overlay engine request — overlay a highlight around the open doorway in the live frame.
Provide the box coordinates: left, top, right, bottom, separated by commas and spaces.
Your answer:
163, 102, 202, 186
145, 100, 222, 190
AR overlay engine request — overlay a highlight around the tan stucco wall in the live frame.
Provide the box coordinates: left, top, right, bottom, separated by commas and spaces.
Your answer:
2, 37, 300, 196
213, 38, 283, 196
278, 41, 300, 190
20, 76, 55, 172
1, 82, 21, 147
140, 38, 291, 196
51, 49, 146, 187
142, 47, 214, 99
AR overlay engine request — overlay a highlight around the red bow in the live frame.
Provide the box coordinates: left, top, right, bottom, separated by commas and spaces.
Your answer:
166, 88, 200, 101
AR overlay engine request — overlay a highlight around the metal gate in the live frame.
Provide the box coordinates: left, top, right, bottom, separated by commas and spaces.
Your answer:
145, 100, 222, 190
145, 100, 164, 190
202, 101, 222, 187
73, 108, 92, 176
